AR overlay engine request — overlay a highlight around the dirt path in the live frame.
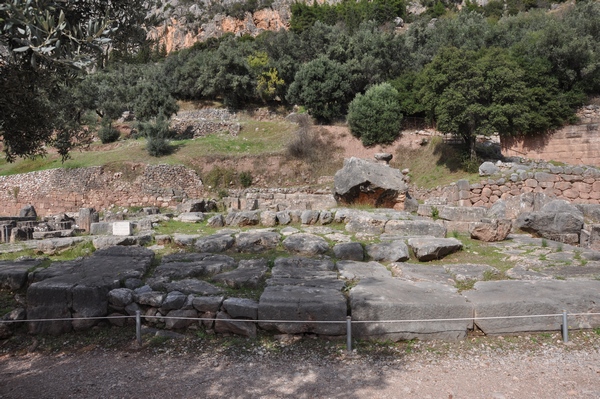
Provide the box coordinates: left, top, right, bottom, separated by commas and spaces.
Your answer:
1, 332, 599, 399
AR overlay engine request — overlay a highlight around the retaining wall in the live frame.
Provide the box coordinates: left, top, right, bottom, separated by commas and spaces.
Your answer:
501, 105, 600, 167
0, 165, 204, 217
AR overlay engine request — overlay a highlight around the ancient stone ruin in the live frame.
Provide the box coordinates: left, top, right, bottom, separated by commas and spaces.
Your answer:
2, 159, 600, 343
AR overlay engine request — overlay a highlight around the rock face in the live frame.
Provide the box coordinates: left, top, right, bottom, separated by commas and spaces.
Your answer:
366, 241, 410, 262
334, 157, 408, 208
515, 200, 584, 244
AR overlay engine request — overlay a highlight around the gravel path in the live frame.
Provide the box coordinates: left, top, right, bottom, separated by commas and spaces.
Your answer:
1, 331, 599, 399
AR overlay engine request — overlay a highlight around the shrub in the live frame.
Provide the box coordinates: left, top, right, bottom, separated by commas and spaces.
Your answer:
239, 171, 253, 188
286, 114, 324, 162
98, 124, 120, 144
347, 83, 403, 146
205, 167, 236, 189
138, 118, 173, 157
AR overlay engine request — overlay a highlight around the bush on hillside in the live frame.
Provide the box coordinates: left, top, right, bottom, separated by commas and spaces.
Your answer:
98, 124, 121, 144
347, 83, 403, 146
138, 118, 174, 157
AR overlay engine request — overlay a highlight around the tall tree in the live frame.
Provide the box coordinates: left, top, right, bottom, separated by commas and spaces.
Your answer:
419, 47, 579, 160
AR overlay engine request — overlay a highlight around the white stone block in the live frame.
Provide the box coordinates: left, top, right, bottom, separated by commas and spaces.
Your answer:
113, 221, 132, 236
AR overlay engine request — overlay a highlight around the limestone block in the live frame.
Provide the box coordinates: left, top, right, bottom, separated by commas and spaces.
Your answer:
113, 221, 132, 236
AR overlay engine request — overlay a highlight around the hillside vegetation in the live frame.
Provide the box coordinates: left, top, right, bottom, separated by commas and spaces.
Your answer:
2, 0, 599, 183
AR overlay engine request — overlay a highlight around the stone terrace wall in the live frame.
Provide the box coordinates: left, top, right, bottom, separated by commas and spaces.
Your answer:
415, 162, 600, 207
223, 187, 337, 211
501, 105, 600, 166
0, 165, 204, 217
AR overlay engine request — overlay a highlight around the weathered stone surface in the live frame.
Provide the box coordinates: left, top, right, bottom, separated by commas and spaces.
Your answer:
408, 238, 463, 261
259, 285, 347, 335
165, 309, 198, 329
345, 212, 388, 235
108, 288, 134, 308
366, 241, 409, 262
225, 211, 260, 227
92, 236, 138, 249
350, 279, 473, 341
333, 242, 364, 261
318, 210, 333, 225
27, 246, 154, 334
36, 237, 89, 254
282, 233, 329, 255
463, 280, 600, 334
234, 231, 281, 253
90, 222, 112, 235
334, 157, 408, 207
207, 214, 225, 228
267, 257, 342, 289
215, 311, 257, 338
177, 199, 215, 213
479, 161, 500, 176
175, 212, 205, 223
0, 258, 43, 290
444, 264, 499, 282
469, 219, 512, 242
515, 200, 584, 244
194, 233, 235, 253
439, 207, 486, 222
155, 253, 236, 279
164, 279, 223, 296
384, 220, 447, 238
19, 204, 37, 218
275, 211, 291, 225
260, 210, 277, 227
337, 260, 391, 280
300, 210, 320, 225
223, 298, 259, 319
160, 291, 187, 312
393, 263, 455, 285
135, 291, 165, 307
192, 296, 224, 313
211, 259, 268, 288
172, 234, 201, 246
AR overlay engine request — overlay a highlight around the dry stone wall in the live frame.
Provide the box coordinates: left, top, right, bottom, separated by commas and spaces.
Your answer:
414, 162, 600, 207
0, 165, 204, 217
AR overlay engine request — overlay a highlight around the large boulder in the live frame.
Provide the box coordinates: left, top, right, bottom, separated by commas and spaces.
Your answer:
515, 200, 584, 244
366, 241, 410, 262
334, 157, 408, 207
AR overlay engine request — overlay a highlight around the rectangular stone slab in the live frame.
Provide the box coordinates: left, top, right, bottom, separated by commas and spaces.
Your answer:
258, 285, 347, 335
463, 280, 600, 334
350, 279, 473, 341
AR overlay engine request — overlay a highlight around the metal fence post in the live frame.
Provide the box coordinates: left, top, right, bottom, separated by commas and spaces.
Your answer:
562, 310, 569, 343
136, 310, 142, 346
346, 316, 352, 354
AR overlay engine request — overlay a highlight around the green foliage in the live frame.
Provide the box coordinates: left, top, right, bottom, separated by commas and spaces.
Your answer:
98, 123, 121, 144
418, 46, 580, 159
239, 171, 253, 188
431, 206, 439, 220
347, 83, 403, 146
290, 0, 406, 33
205, 167, 236, 190
287, 56, 353, 122
138, 118, 174, 157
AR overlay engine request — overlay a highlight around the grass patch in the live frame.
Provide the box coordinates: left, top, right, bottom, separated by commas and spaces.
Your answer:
454, 279, 476, 292
50, 240, 96, 261
393, 137, 479, 189
408, 234, 514, 273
